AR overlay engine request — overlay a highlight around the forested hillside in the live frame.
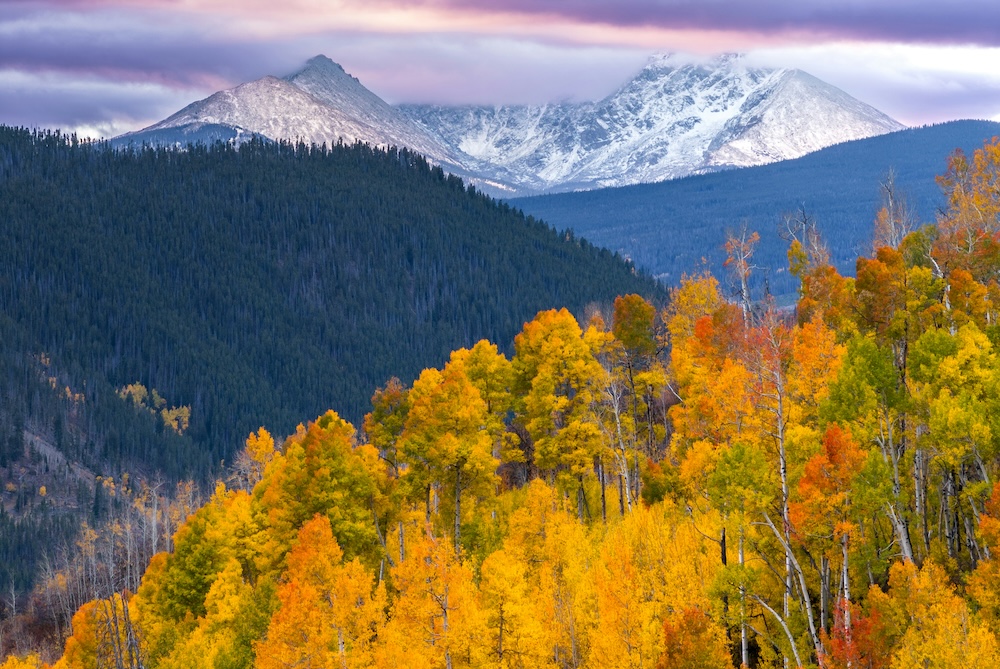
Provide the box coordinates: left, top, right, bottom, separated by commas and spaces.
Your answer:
0, 128, 659, 604
514, 120, 1000, 300
0, 128, 658, 471
5, 138, 1000, 669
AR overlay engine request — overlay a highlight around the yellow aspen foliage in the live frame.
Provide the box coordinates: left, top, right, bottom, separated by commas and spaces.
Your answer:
667, 283, 753, 462
664, 272, 722, 344
155, 558, 254, 669
386, 527, 485, 668
246, 427, 275, 464
512, 308, 605, 492
934, 138, 1000, 280
448, 340, 514, 427
479, 548, 552, 669
449, 340, 524, 468
363, 377, 411, 476
882, 560, 1000, 669
160, 406, 191, 434
672, 353, 753, 486
589, 504, 723, 669
0, 655, 45, 669
499, 480, 597, 667
252, 410, 380, 573
118, 383, 148, 406
54, 595, 142, 669
401, 361, 498, 552
589, 529, 662, 669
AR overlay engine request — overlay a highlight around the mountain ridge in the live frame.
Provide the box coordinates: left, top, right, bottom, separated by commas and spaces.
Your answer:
511, 119, 1000, 300
117, 54, 904, 195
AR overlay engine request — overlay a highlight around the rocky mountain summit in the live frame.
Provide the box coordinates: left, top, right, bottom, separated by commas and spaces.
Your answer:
117, 54, 904, 196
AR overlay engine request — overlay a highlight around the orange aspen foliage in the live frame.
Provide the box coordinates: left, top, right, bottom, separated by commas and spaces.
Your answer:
792, 424, 866, 539
793, 261, 855, 332
52, 600, 100, 669
255, 516, 385, 669
854, 246, 910, 343
656, 607, 730, 669
823, 598, 893, 669
789, 315, 845, 425
969, 483, 1000, 634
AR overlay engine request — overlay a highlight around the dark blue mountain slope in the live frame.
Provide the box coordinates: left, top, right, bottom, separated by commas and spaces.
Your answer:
512, 120, 1000, 300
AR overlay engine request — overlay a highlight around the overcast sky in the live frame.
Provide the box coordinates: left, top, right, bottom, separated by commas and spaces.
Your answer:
2, 0, 999, 138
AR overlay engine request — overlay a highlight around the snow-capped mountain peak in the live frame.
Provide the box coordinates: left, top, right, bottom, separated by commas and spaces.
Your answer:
401, 55, 904, 194
116, 53, 905, 196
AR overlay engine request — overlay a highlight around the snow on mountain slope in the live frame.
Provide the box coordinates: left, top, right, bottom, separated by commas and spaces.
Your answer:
136, 75, 385, 147
401, 53, 905, 194
117, 53, 904, 196
706, 69, 906, 169
118, 57, 464, 167
283, 56, 460, 162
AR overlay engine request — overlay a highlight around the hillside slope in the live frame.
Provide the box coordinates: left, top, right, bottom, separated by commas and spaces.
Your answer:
512, 120, 1000, 300
0, 127, 661, 599
0, 129, 660, 479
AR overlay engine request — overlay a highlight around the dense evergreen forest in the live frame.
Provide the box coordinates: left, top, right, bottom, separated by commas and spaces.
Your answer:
5, 137, 1000, 669
0, 127, 660, 606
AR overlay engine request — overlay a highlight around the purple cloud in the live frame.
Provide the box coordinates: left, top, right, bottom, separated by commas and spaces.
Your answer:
401, 0, 1000, 47
0, 6, 289, 88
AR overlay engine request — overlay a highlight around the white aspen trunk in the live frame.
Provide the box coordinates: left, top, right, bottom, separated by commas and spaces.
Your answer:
443, 585, 454, 669
753, 595, 803, 669
877, 411, 916, 562
608, 381, 634, 513
842, 533, 852, 669
765, 512, 827, 664
740, 531, 749, 669
454, 466, 462, 554
399, 521, 405, 564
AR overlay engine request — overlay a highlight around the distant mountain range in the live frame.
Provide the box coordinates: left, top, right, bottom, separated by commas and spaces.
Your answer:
511, 120, 1000, 301
116, 54, 904, 196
